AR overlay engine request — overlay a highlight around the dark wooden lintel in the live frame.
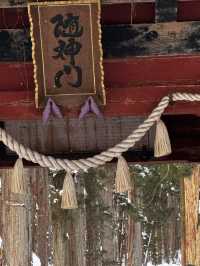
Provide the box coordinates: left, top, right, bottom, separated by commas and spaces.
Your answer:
0, 115, 200, 164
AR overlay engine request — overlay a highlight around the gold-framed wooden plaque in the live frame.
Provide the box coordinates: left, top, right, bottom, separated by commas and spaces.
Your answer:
28, 0, 105, 108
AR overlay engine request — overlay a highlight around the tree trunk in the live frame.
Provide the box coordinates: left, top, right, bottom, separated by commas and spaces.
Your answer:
2, 167, 32, 266
181, 166, 200, 266
101, 172, 118, 265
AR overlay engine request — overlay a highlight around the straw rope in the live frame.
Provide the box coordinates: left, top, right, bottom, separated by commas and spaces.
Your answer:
0, 92, 199, 172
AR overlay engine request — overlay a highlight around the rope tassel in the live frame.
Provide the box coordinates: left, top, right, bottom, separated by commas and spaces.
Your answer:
115, 156, 132, 193
154, 119, 172, 158
61, 171, 78, 209
12, 158, 24, 193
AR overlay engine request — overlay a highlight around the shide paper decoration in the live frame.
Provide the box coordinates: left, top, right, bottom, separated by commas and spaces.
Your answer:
42, 97, 63, 124
79, 96, 103, 119
28, 0, 106, 109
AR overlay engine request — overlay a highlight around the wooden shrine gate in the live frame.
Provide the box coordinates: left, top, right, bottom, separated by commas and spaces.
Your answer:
0, 0, 200, 265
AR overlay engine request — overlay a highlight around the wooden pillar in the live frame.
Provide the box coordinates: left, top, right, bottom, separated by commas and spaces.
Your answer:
52, 175, 86, 266
181, 166, 200, 266
180, 177, 186, 266
31, 167, 50, 266
2, 167, 32, 266
127, 190, 135, 266
52, 209, 68, 266
65, 208, 87, 266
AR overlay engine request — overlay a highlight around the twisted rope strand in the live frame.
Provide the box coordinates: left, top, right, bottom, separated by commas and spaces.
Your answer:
1, 93, 200, 172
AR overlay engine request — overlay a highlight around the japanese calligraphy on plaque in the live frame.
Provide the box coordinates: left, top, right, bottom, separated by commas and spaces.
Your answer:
28, 0, 105, 108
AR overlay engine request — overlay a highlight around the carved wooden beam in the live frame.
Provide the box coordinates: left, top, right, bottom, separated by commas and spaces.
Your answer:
1, 21, 200, 61
0, 29, 31, 61
103, 21, 200, 58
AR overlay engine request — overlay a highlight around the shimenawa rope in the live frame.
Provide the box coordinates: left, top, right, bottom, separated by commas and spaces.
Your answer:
0, 92, 199, 172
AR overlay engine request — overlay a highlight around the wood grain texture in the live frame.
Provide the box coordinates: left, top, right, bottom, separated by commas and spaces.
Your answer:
4, 116, 152, 154
1, 167, 32, 266
181, 167, 200, 265
31, 168, 50, 266
3, 115, 200, 162
4, 115, 200, 162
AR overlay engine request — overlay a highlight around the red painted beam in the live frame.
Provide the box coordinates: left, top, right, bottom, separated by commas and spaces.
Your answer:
2, 55, 200, 91
1, 85, 200, 120
0, 63, 34, 91
177, 1, 200, 22
1, 55, 200, 119
1, 1, 200, 29
102, 2, 155, 25
0, 8, 29, 29
104, 56, 200, 88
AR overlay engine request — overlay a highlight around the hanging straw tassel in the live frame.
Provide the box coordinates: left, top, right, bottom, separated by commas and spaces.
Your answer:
115, 156, 132, 193
11, 157, 24, 193
61, 171, 78, 209
154, 119, 172, 158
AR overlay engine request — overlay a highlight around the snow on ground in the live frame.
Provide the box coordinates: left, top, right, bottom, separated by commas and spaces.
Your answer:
32, 253, 53, 266
147, 263, 180, 266
147, 251, 181, 266
32, 253, 41, 266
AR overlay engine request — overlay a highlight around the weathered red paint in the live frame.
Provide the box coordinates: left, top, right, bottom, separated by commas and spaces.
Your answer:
0, 8, 29, 29
177, 1, 200, 22
0, 63, 34, 91
104, 56, 200, 88
1, 1, 200, 29
102, 2, 155, 25
1, 88, 200, 119
2, 55, 200, 91
1, 55, 200, 119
